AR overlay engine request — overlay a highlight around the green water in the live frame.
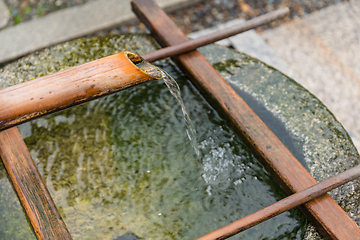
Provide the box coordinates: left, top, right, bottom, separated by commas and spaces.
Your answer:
0, 34, 358, 240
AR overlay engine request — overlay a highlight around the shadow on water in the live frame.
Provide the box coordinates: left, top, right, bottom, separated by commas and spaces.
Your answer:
230, 85, 308, 170
211, 55, 307, 170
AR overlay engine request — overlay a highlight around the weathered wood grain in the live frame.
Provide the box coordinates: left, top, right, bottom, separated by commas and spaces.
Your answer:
0, 127, 72, 239
131, 0, 360, 239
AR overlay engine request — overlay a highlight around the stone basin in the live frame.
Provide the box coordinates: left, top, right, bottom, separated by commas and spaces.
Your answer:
0, 34, 359, 240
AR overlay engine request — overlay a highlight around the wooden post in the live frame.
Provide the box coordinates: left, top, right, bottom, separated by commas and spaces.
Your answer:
0, 127, 73, 239
131, 0, 360, 239
0, 51, 162, 131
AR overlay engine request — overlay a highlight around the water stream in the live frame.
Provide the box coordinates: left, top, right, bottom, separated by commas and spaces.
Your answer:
161, 70, 201, 160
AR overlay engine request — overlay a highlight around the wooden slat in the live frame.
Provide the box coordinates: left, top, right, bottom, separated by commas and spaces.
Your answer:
0, 127, 73, 240
131, 0, 360, 239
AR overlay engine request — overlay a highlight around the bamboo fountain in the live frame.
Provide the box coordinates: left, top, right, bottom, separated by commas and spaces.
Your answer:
0, 1, 359, 239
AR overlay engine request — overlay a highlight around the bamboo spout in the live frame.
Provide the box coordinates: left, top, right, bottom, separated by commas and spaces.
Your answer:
0, 51, 162, 131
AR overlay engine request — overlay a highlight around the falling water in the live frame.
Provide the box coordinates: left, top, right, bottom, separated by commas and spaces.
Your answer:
161, 70, 201, 160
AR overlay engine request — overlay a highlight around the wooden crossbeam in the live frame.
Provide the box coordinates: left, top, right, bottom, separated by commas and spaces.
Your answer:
131, 0, 360, 239
0, 127, 72, 240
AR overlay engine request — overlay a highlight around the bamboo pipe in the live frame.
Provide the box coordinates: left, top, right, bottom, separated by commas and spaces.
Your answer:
197, 164, 360, 240
0, 51, 162, 131
142, 7, 290, 62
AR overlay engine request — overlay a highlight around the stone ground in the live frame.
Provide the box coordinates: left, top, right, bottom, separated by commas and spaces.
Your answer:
0, 0, 359, 150
262, 1, 360, 151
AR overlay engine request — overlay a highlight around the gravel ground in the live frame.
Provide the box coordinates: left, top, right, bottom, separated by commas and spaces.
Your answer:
93, 0, 350, 36
4, 0, 349, 34
169, 0, 349, 34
